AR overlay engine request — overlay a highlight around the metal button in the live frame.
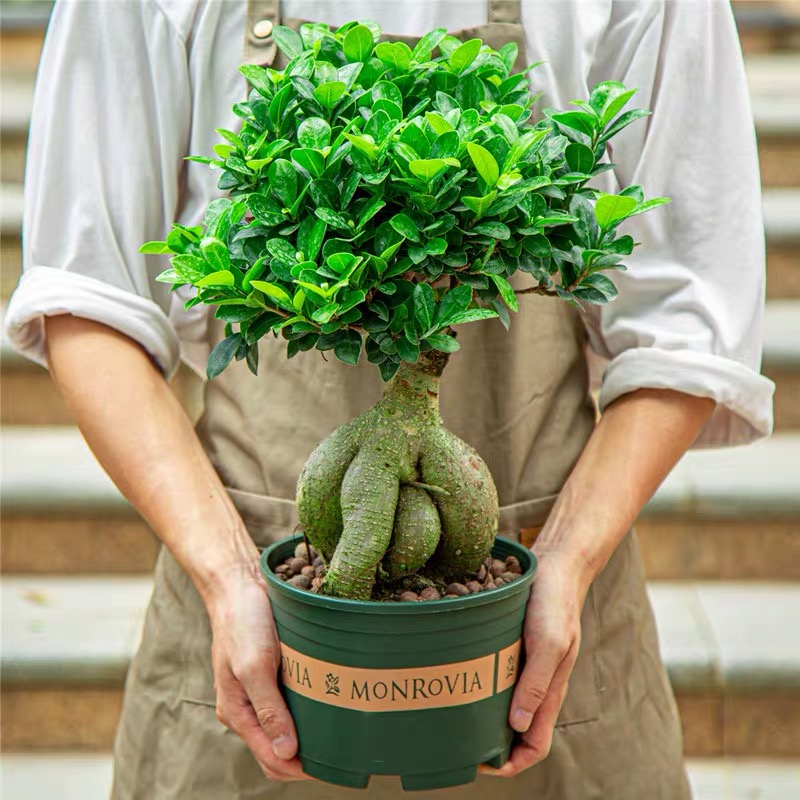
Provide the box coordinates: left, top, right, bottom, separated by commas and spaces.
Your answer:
252, 19, 274, 39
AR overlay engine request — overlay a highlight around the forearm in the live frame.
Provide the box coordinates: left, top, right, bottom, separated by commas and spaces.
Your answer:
44, 314, 260, 606
535, 388, 716, 593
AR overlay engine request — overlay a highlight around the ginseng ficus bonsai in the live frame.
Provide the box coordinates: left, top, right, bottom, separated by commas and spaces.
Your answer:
141, 21, 668, 600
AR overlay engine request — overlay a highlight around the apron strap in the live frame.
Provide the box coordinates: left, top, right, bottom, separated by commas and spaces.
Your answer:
488, 0, 522, 25
243, 0, 280, 66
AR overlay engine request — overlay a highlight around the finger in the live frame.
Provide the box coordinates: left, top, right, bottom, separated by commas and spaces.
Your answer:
232, 648, 299, 761
482, 643, 577, 778
216, 668, 305, 781
509, 629, 572, 733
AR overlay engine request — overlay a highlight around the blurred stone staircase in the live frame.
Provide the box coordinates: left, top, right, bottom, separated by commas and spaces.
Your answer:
2, 3, 800, 798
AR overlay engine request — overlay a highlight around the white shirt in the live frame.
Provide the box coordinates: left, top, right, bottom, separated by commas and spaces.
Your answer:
4, 0, 775, 447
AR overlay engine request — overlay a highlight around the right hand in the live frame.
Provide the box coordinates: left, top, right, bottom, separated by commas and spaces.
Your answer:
208, 567, 309, 782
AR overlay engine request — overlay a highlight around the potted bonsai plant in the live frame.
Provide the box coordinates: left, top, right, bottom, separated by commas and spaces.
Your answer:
141, 19, 668, 790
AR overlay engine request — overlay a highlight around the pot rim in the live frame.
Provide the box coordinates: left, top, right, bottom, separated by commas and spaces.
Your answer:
260, 534, 537, 615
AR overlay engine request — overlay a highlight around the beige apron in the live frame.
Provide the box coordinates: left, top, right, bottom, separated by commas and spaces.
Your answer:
112, 2, 690, 796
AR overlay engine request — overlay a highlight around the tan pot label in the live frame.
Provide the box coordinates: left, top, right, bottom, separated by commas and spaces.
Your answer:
280, 640, 521, 712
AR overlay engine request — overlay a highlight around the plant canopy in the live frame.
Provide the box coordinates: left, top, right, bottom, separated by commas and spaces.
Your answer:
141, 19, 669, 383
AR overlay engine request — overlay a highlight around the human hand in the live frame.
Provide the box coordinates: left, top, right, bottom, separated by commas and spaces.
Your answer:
207, 567, 310, 782
479, 552, 588, 778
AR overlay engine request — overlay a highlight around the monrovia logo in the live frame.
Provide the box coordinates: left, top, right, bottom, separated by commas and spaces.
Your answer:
279, 641, 520, 712
350, 670, 484, 703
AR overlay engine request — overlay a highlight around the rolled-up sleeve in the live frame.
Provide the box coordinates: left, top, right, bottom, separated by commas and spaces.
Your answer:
585, 0, 775, 447
4, 0, 191, 379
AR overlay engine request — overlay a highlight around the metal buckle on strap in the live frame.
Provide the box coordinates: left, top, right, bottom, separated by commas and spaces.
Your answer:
243, 0, 279, 66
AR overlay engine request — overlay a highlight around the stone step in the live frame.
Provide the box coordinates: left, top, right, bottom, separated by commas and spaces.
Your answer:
1, 755, 797, 800
734, 2, 800, 53
2, 577, 799, 757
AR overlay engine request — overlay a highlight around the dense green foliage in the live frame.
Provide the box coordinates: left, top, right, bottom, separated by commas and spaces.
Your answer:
141, 20, 669, 381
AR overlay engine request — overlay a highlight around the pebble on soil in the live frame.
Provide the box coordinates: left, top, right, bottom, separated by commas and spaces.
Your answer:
271, 539, 524, 602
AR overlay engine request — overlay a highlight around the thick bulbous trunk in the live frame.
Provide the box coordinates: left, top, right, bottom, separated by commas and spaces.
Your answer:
295, 350, 499, 600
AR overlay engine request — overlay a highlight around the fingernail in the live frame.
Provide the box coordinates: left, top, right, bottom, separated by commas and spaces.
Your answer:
511, 709, 533, 732
272, 735, 294, 760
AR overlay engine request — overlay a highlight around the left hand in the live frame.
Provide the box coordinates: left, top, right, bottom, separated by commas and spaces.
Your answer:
479, 551, 589, 778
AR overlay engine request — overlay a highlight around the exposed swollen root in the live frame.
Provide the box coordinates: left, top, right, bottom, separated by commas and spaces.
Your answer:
295, 350, 499, 600
382, 484, 442, 580
418, 426, 499, 578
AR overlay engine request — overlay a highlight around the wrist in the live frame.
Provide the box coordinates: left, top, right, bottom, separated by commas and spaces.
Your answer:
182, 523, 266, 610
531, 540, 596, 599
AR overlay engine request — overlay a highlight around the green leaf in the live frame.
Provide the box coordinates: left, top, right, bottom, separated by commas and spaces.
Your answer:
565, 142, 595, 174
409, 158, 448, 181
171, 255, 208, 282
344, 133, 379, 160
155, 268, 180, 284
411, 28, 447, 62
297, 117, 331, 150
250, 280, 293, 308
572, 273, 619, 304
497, 41, 518, 73
315, 207, 352, 232
268, 84, 294, 130
413, 283, 435, 332
214, 305, 263, 323
207, 334, 241, 379
462, 191, 497, 220
272, 25, 304, 60
311, 302, 340, 323
490, 274, 519, 312
449, 38, 481, 73
326, 251, 359, 275
314, 81, 347, 108
425, 238, 447, 255
139, 241, 171, 254
605, 235, 635, 255
267, 159, 298, 207
196, 270, 235, 288
356, 195, 385, 230
343, 24, 374, 62
446, 308, 499, 325
372, 80, 403, 106
266, 237, 298, 265
601, 88, 637, 127
436, 284, 472, 325
628, 197, 672, 218
467, 142, 499, 187
201, 237, 230, 271
378, 357, 400, 381
396, 334, 420, 363
599, 109, 651, 143
472, 221, 510, 240
389, 213, 420, 242
426, 333, 461, 353
291, 148, 325, 178
333, 329, 363, 366
238, 64, 273, 97
551, 111, 597, 137
424, 112, 454, 135
375, 41, 412, 73
594, 194, 639, 228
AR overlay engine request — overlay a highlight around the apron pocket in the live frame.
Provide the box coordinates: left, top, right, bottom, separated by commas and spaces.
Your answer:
225, 486, 299, 549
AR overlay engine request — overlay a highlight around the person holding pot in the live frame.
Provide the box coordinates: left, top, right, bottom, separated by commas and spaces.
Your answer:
5, 0, 772, 797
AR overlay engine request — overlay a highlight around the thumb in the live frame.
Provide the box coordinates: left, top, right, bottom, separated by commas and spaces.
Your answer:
237, 655, 298, 760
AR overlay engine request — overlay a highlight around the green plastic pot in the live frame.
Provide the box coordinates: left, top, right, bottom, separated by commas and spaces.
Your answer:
260, 534, 536, 791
